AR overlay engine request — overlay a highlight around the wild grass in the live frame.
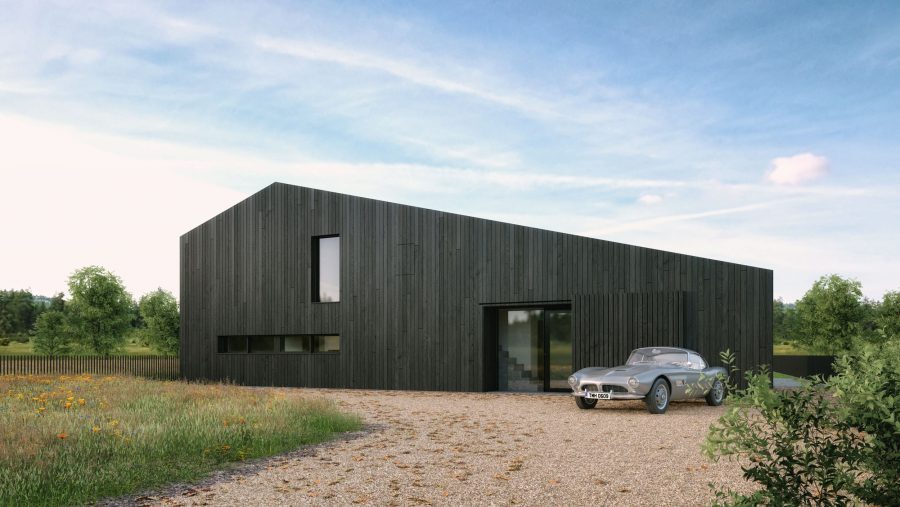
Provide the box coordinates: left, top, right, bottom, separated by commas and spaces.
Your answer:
0, 375, 361, 506
0, 339, 159, 356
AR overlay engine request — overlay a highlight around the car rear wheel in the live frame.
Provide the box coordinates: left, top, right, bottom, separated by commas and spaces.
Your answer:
645, 378, 669, 414
705, 379, 726, 406
575, 396, 597, 409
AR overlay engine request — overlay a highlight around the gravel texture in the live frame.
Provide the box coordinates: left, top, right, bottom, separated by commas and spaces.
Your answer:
139, 389, 753, 506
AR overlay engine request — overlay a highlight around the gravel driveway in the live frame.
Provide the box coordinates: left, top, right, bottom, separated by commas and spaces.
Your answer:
146, 389, 752, 506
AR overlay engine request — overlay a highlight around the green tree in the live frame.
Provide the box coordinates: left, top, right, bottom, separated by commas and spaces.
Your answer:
66, 266, 134, 356
773, 298, 800, 344
32, 310, 72, 355
48, 292, 65, 313
877, 290, 900, 337
0, 289, 40, 337
138, 288, 180, 355
794, 275, 866, 354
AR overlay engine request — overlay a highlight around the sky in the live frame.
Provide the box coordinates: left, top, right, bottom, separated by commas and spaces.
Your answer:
1, 0, 898, 302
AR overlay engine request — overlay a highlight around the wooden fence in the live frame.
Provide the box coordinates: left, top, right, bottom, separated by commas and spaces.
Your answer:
0, 356, 180, 380
772, 355, 836, 379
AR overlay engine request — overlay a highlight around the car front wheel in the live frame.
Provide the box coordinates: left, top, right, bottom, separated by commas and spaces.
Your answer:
575, 396, 597, 409
645, 378, 670, 414
705, 379, 726, 406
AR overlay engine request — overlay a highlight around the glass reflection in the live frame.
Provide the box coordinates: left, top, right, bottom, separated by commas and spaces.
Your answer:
318, 236, 340, 302
498, 309, 543, 392
546, 310, 572, 390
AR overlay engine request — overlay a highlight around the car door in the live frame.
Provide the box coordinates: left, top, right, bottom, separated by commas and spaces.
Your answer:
667, 352, 693, 400
685, 353, 707, 397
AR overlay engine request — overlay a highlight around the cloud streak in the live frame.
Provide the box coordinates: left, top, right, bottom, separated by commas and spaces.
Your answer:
584, 201, 784, 236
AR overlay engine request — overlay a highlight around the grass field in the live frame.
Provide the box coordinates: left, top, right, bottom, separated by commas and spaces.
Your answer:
0, 375, 362, 506
773, 343, 831, 356
0, 339, 158, 356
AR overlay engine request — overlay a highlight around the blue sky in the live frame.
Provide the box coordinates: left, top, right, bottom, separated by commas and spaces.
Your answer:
1, 1, 898, 301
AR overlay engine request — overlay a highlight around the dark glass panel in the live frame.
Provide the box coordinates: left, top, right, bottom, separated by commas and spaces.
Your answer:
226, 336, 247, 353
248, 335, 276, 353
546, 310, 573, 390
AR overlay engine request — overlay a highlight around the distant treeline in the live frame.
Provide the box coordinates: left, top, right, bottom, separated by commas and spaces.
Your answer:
774, 274, 899, 354
0, 266, 178, 356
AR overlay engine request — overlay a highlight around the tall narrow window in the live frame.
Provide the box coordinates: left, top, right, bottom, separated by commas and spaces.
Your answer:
312, 235, 340, 302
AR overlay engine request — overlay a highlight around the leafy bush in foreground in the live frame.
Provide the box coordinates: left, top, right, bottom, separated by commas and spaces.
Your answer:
703, 339, 899, 506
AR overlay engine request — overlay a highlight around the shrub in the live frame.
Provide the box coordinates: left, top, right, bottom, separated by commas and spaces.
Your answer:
704, 342, 898, 506
829, 335, 900, 504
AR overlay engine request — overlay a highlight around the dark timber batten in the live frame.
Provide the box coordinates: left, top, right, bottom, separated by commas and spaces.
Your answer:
180, 182, 773, 390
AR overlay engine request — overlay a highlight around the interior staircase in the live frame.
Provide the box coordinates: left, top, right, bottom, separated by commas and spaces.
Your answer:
499, 350, 542, 391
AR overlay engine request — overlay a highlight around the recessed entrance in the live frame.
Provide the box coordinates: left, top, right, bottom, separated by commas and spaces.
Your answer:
495, 307, 572, 392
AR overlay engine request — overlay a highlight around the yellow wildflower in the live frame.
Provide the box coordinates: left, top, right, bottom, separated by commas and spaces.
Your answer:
92, 426, 101, 433
78, 399, 86, 406
64, 402, 72, 409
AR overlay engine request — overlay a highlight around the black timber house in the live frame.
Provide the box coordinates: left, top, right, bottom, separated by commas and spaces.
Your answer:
180, 182, 773, 391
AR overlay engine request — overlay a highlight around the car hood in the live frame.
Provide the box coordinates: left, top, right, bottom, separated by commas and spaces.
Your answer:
575, 364, 659, 381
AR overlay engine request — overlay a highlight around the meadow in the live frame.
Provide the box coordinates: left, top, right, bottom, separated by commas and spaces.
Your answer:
773, 342, 830, 356
0, 338, 158, 356
0, 375, 361, 506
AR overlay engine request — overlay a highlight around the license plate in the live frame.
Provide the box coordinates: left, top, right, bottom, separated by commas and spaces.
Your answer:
585, 392, 611, 400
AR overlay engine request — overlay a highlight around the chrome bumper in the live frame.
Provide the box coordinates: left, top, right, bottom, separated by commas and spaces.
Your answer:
571, 390, 644, 400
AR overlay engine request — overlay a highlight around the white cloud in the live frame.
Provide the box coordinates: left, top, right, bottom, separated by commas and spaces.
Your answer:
637, 193, 663, 205
766, 152, 829, 185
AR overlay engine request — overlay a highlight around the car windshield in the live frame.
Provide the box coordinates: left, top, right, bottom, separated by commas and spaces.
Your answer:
626, 349, 688, 366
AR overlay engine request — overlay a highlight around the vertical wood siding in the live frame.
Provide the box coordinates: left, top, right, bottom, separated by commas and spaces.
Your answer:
181, 183, 773, 391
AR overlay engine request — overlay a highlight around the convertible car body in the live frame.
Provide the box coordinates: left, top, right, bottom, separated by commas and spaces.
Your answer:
567, 347, 727, 414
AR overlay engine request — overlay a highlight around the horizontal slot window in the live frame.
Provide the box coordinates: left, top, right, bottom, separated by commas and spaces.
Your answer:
217, 335, 340, 354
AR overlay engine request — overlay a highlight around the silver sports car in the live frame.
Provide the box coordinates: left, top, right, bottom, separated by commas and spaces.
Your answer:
567, 347, 727, 414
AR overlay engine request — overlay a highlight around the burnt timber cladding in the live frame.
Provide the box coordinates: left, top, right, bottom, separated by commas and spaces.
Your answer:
180, 182, 773, 391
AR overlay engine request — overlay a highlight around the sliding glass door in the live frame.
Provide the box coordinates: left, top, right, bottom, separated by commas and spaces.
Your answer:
497, 307, 572, 392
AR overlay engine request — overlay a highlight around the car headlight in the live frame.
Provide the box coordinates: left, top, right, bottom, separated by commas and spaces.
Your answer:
628, 377, 639, 388
568, 375, 577, 387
